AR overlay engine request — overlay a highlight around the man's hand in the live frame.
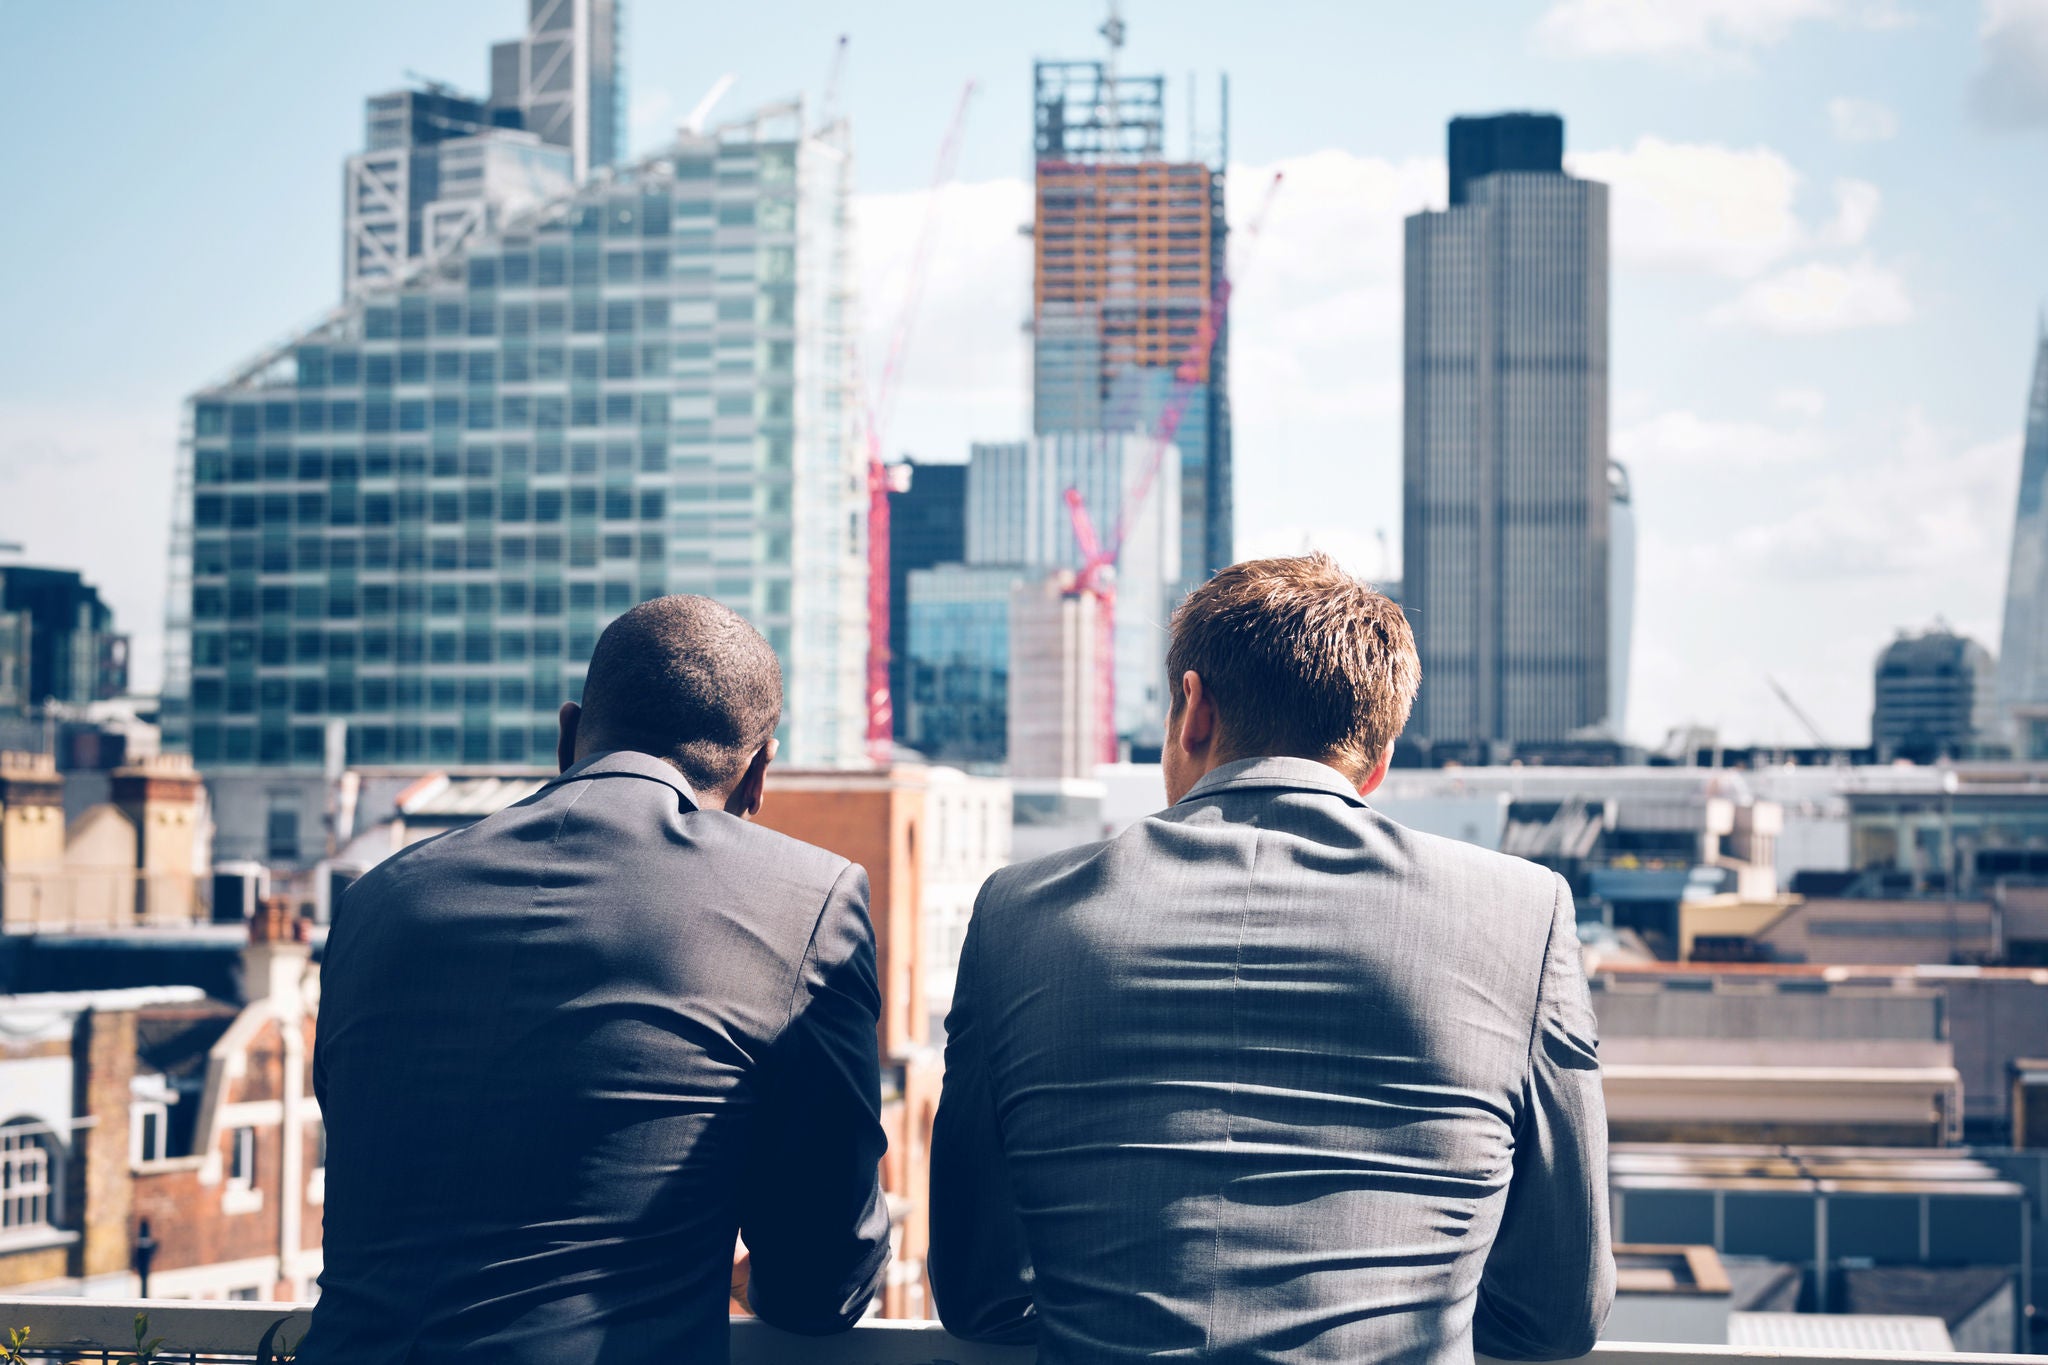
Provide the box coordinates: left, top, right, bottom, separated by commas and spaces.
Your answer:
730, 1233, 753, 1313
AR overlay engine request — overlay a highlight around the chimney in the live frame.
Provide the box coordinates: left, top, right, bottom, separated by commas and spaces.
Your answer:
0, 750, 64, 873
245, 894, 312, 1014
111, 754, 204, 924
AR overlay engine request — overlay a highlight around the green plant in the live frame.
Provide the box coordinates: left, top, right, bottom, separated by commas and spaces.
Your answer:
0, 1325, 29, 1365
265, 1327, 297, 1362
114, 1311, 165, 1365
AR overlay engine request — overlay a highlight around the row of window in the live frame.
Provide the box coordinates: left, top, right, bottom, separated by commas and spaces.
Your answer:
195, 485, 672, 529
351, 259, 792, 339
193, 721, 571, 767
199, 391, 704, 440
191, 531, 673, 577
191, 527, 783, 577
195, 575, 652, 618
194, 440, 678, 481
194, 670, 587, 717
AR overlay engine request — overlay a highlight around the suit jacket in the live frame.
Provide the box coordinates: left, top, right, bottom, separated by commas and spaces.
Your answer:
929, 756, 1613, 1364
301, 750, 891, 1365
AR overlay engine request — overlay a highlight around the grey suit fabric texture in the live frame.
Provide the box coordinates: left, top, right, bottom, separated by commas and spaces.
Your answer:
930, 756, 1615, 1363
300, 750, 892, 1365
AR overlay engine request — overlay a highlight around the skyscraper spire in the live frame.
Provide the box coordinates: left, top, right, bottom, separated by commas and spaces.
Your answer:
1995, 328, 2048, 742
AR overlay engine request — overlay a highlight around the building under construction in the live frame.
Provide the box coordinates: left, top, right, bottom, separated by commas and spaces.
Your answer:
1030, 53, 1231, 592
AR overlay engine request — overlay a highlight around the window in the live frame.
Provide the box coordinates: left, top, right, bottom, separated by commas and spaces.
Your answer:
230, 1127, 257, 1187
133, 1099, 170, 1165
266, 805, 300, 863
0, 1124, 53, 1232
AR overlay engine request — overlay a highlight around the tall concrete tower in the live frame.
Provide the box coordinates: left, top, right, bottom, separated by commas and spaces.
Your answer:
1402, 112, 1611, 750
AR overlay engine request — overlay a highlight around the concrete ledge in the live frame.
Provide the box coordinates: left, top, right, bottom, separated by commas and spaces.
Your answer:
0, 1297, 2038, 1364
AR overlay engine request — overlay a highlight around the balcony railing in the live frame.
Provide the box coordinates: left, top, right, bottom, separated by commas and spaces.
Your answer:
0, 1298, 2038, 1365
0, 870, 207, 933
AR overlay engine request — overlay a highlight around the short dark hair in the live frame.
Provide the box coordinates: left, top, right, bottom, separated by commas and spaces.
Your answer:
1165, 554, 1419, 778
577, 595, 783, 793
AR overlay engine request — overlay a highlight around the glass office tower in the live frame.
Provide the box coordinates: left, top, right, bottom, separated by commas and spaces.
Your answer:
1997, 327, 2048, 739
167, 102, 866, 790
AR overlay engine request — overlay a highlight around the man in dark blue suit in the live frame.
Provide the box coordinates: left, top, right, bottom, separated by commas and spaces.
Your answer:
302, 596, 890, 1364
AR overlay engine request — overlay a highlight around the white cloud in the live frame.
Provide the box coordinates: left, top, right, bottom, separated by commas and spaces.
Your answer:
1571, 142, 1884, 278
627, 91, 677, 158
1571, 138, 1803, 277
1614, 408, 1828, 466
1623, 408, 2019, 745
1971, 0, 2048, 129
852, 178, 1034, 459
1534, 0, 1899, 58
1816, 178, 1882, 246
1708, 255, 1913, 332
1827, 96, 1900, 141
1772, 385, 1830, 417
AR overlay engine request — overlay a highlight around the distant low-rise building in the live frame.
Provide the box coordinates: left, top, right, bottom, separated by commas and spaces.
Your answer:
0, 753, 211, 934
0, 903, 321, 1300
1872, 626, 1999, 763
0, 565, 127, 713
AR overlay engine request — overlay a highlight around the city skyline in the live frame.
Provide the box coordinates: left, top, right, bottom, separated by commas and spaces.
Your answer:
4, 1, 2048, 748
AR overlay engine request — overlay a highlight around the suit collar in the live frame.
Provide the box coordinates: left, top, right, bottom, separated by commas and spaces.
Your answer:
1178, 755, 1368, 808
548, 749, 701, 812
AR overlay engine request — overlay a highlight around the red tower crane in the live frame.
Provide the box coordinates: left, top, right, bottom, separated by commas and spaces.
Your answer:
862, 80, 978, 764
1062, 170, 1283, 764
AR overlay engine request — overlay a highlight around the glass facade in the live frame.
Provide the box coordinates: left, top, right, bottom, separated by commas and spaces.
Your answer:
167, 106, 866, 772
1996, 330, 2048, 735
904, 565, 1027, 765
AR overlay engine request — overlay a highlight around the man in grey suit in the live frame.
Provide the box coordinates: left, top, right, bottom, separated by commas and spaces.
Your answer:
930, 554, 1613, 1362
303, 597, 891, 1365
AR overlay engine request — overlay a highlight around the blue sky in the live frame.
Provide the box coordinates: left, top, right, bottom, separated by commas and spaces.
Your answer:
3, 0, 2046, 746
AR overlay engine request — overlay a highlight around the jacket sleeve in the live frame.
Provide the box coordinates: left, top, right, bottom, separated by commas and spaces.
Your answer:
1473, 873, 1615, 1361
927, 882, 1038, 1343
740, 863, 893, 1334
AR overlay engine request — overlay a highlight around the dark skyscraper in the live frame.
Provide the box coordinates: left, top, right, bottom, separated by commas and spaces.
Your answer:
1447, 112, 1565, 206
887, 459, 967, 741
1403, 113, 1610, 749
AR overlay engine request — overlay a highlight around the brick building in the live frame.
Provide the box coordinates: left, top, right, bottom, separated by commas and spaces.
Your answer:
0, 901, 321, 1299
753, 765, 946, 1319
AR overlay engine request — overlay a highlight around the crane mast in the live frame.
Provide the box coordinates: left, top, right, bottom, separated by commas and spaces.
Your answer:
1063, 171, 1283, 763
860, 77, 979, 764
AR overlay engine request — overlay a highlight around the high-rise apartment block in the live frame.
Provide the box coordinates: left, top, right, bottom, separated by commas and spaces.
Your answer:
1031, 59, 1230, 591
342, 0, 618, 296
1403, 112, 1611, 748
170, 102, 866, 793
966, 433, 1180, 744
1996, 327, 2048, 741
